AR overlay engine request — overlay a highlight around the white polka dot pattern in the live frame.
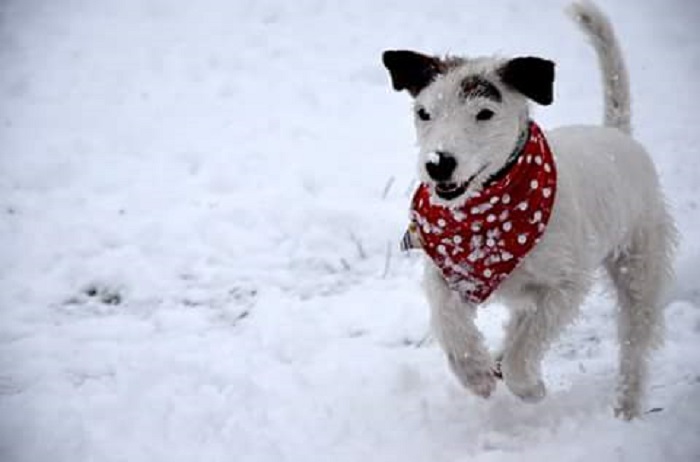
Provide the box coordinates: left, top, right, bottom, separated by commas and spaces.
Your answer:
409, 121, 557, 304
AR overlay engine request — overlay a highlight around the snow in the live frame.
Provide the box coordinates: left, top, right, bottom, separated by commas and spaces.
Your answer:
1, 0, 699, 461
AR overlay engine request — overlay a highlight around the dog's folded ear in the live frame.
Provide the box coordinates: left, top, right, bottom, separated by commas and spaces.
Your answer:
499, 57, 555, 105
382, 50, 443, 97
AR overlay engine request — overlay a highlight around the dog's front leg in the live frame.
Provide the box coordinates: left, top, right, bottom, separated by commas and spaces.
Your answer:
424, 265, 496, 398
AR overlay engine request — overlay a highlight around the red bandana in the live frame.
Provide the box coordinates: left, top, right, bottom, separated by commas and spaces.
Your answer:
404, 122, 557, 304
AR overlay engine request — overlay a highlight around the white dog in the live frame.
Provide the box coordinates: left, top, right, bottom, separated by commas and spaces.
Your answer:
383, 0, 676, 420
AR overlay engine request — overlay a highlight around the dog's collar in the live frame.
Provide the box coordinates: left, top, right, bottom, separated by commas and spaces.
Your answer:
484, 122, 531, 186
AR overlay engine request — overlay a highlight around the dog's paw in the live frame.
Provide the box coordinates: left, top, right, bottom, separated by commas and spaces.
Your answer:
614, 397, 641, 421
505, 377, 546, 403
501, 366, 546, 403
447, 353, 497, 399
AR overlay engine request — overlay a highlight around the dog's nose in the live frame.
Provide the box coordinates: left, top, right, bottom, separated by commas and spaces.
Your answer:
425, 151, 457, 182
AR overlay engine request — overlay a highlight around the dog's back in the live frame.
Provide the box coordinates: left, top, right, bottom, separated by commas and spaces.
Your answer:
541, 126, 660, 269
528, 0, 671, 274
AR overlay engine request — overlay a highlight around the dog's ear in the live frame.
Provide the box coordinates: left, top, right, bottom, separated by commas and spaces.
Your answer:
382, 50, 443, 97
499, 57, 555, 105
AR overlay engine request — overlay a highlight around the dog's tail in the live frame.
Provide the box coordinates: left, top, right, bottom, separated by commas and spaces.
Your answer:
567, 1, 631, 135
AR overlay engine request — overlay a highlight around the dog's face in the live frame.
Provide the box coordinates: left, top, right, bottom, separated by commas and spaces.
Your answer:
383, 51, 554, 204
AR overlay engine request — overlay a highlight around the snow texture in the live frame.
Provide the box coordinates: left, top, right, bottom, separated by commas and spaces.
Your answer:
1, 0, 699, 461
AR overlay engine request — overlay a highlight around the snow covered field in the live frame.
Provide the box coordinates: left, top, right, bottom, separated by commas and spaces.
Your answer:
1, 0, 699, 460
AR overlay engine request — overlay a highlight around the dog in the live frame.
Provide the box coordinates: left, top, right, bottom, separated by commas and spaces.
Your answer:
382, 0, 676, 420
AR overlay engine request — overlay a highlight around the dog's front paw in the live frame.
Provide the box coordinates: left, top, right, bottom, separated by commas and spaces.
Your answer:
505, 377, 546, 403
447, 353, 497, 399
502, 364, 546, 403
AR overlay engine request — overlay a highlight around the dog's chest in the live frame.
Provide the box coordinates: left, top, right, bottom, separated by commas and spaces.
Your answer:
406, 122, 557, 303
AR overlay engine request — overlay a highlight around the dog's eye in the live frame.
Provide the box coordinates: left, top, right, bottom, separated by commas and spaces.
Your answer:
476, 109, 495, 122
416, 107, 431, 121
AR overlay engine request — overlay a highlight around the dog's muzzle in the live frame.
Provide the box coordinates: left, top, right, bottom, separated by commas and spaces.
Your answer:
434, 182, 467, 200
426, 151, 468, 200
433, 164, 489, 200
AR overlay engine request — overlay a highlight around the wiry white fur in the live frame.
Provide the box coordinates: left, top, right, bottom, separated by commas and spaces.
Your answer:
416, 1, 676, 420
414, 58, 528, 206
567, 0, 632, 134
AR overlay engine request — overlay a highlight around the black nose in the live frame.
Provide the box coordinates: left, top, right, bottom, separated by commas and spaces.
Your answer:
425, 151, 456, 182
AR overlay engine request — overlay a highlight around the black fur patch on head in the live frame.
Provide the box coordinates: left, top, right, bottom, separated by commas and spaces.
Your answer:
460, 76, 502, 102
382, 50, 444, 97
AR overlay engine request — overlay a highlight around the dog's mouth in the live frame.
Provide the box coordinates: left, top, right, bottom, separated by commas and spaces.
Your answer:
435, 182, 468, 200
433, 165, 489, 200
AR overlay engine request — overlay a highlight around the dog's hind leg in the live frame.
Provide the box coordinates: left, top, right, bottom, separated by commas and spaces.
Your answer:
606, 217, 676, 420
501, 280, 588, 402
424, 265, 497, 398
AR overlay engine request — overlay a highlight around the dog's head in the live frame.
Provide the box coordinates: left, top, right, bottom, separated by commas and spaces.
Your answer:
382, 50, 554, 204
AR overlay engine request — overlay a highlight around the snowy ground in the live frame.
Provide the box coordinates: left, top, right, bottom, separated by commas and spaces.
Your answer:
1, 0, 699, 460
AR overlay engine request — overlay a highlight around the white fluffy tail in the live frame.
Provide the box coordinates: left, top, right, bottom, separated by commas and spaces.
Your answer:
567, 1, 631, 134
